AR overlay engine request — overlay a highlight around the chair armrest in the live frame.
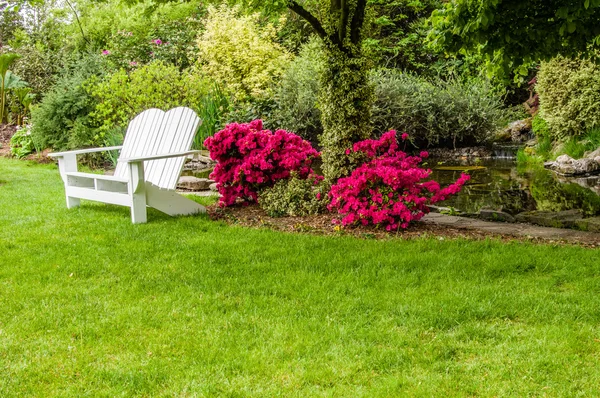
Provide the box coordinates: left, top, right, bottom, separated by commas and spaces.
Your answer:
122, 150, 202, 163
48, 146, 123, 157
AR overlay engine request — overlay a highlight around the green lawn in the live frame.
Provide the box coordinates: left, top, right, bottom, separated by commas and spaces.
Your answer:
1, 157, 600, 397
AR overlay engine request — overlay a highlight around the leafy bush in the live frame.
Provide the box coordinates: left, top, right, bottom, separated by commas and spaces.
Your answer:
259, 173, 328, 217
371, 70, 508, 147
101, 18, 201, 71
197, 5, 291, 100
9, 124, 34, 158
275, 37, 325, 144
204, 120, 319, 207
30, 54, 107, 151
328, 131, 470, 230
89, 61, 209, 133
531, 114, 550, 138
537, 56, 600, 139
11, 44, 62, 96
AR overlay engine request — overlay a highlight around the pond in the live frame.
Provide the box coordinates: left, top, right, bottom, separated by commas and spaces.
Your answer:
429, 158, 600, 216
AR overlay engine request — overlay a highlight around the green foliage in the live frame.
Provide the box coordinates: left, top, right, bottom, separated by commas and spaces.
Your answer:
197, 5, 292, 100
0, 52, 21, 123
275, 37, 325, 144
564, 137, 588, 160
89, 60, 210, 133
9, 43, 64, 97
429, 0, 600, 77
10, 86, 35, 126
365, 0, 442, 73
537, 56, 600, 139
532, 114, 550, 138
30, 53, 107, 151
9, 124, 34, 158
194, 83, 231, 150
371, 70, 507, 147
259, 173, 329, 217
101, 14, 202, 70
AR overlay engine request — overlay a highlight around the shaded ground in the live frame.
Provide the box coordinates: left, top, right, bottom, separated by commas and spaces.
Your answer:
209, 204, 600, 248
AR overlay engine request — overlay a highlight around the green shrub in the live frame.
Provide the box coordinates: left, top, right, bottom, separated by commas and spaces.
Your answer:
11, 44, 62, 97
30, 54, 107, 151
371, 70, 508, 147
9, 124, 34, 158
275, 37, 325, 145
89, 60, 210, 133
259, 174, 329, 217
197, 5, 291, 100
537, 56, 600, 139
531, 114, 550, 138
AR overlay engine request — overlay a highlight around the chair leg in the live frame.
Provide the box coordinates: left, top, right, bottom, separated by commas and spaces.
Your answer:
130, 200, 147, 224
66, 196, 80, 209
128, 161, 147, 224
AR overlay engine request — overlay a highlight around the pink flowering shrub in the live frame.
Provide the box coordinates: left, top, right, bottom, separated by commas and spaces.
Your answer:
328, 131, 470, 230
204, 120, 320, 206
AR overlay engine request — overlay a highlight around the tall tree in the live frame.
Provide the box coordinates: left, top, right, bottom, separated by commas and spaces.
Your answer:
282, 0, 372, 180
429, 0, 600, 76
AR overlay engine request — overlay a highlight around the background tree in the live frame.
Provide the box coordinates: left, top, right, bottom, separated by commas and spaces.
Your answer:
429, 0, 600, 77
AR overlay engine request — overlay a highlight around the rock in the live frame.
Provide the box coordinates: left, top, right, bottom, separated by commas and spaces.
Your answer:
478, 209, 516, 223
544, 154, 600, 176
515, 209, 584, 229
575, 217, 600, 232
505, 118, 533, 143
177, 176, 212, 191
584, 147, 600, 159
525, 138, 538, 147
209, 183, 218, 192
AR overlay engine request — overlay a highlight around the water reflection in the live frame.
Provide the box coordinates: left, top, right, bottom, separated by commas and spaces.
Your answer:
428, 159, 600, 216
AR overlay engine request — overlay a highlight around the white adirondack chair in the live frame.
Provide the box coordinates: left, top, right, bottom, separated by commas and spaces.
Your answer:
49, 107, 206, 223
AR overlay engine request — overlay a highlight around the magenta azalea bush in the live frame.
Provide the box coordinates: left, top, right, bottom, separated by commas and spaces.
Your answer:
204, 120, 320, 206
328, 131, 470, 230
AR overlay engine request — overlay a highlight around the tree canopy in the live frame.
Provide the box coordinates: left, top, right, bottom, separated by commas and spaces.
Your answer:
429, 0, 600, 75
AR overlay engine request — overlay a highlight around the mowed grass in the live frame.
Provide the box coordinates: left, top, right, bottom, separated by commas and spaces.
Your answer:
1, 157, 600, 397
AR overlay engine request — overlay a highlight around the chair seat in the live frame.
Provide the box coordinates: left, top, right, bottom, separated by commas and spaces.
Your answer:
65, 172, 129, 184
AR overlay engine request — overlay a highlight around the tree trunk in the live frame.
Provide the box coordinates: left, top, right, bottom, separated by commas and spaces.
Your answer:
319, 46, 373, 181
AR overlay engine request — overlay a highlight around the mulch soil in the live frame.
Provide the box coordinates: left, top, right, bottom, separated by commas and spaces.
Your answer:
208, 204, 600, 248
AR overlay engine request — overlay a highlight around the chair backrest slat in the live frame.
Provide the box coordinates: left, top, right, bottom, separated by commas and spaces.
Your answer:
114, 107, 201, 190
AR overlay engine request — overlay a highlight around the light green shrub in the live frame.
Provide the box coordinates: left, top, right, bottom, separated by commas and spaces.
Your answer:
196, 5, 291, 100
537, 56, 600, 139
259, 174, 329, 217
89, 60, 210, 132
531, 114, 550, 138
371, 70, 508, 147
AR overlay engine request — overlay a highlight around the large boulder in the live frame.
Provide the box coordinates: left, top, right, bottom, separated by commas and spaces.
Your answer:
504, 118, 532, 143
544, 154, 600, 176
177, 176, 213, 191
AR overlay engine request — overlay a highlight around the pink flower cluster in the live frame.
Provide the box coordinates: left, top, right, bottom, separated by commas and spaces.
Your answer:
204, 120, 320, 206
328, 131, 470, 230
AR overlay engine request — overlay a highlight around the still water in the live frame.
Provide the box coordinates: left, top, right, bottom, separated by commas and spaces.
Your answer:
429, 158, 600, 216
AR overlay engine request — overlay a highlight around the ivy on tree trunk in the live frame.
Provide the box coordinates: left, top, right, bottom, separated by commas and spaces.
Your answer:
287, 0, 373, 181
